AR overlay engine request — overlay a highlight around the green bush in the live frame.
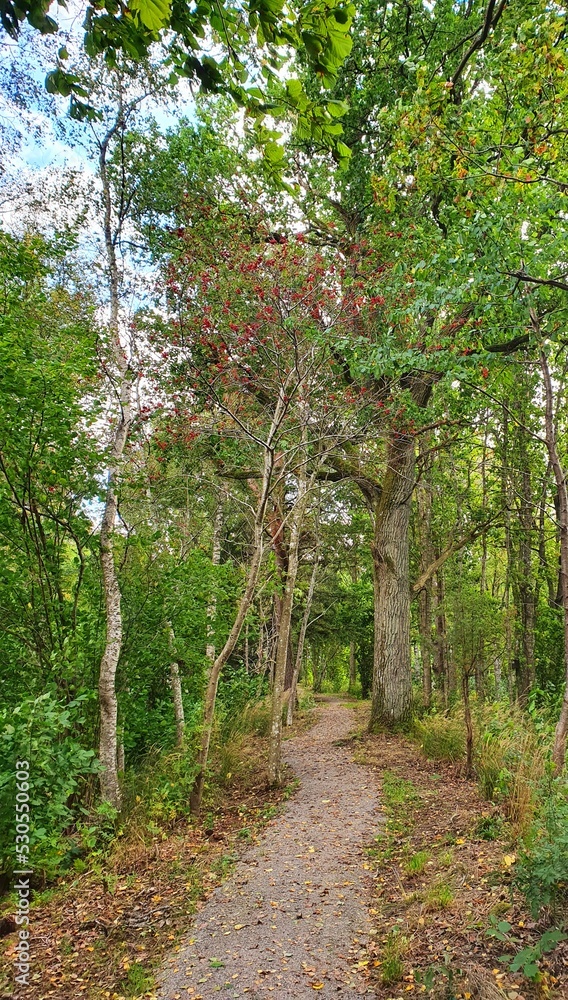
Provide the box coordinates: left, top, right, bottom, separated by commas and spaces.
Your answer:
122, 741, 200, 827
0, 692, 100, 880
514, 782, 568, 919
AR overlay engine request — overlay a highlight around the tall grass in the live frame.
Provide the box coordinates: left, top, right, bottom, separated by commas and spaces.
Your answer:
413, 702, 549, 839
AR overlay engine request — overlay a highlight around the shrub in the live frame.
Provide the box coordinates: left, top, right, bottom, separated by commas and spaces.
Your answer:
0, 692, 100, 881
514, 782, 568, 920
475, 709, 545, 837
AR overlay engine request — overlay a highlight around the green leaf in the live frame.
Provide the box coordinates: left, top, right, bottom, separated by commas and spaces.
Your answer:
129, 0, 172, 31
265, 141, 285, 162
286, 78, 303, 102
327, 99, 348, 118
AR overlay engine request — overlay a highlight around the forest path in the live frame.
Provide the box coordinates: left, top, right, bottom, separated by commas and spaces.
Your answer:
156, 699, 381, 999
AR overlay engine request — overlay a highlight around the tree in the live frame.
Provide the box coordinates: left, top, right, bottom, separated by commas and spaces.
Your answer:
1, 0, 355, 173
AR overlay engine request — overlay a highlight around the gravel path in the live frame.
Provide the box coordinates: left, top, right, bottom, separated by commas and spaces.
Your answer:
156, 700, 381, 999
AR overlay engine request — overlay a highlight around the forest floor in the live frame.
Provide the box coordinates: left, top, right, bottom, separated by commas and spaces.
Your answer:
1, 698, 567, 1000
352, 722, 568, 1000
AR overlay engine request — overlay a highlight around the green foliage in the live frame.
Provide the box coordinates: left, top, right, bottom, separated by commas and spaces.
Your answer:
404, 850, 429, 876
0, 692, 100, 879
423, 880, 454, 911
486, 915, 567, 982
514, 783, 568, 919
380, 927, 408, 984
414, 715, 465, 762
473, 813, 503, 841
123, 741, 200, 827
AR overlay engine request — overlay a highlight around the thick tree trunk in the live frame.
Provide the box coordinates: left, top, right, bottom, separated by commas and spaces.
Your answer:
538, 339, 568, 774
287, 555, 319, 726
370, 432, 415, 729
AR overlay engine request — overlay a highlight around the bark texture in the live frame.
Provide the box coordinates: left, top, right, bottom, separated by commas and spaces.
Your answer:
370, 431, 416, 728
97, 105, 134, 810
538, 338, 568, 774
167, 623, 185, 747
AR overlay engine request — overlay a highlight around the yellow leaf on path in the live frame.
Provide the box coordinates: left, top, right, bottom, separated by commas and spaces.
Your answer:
456, 838, 465, 845
503, 854, 516, 866
311, 984, 324, 990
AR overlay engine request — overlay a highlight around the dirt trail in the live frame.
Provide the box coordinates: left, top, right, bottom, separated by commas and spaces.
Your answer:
156, 700, 381, 999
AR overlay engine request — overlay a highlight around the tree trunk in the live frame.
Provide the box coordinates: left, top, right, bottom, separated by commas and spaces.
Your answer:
97, 121, 134, 809
433, 565, 449, 706
206, 496, 224, 664
538, 338, 568, 774
370, 431, 415, 729
98, 473, 127, 809
518, 456, 536, 704
416, 448, 434, 708
167, 623, 185, 747
190, 406, 282, 814
462, 670, 474, 779
349, 641, 357, 694
287, 555, 319, 726
267, 472, 308, 783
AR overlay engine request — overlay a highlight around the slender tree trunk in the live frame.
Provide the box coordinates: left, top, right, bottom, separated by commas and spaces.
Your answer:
349, 641, 357, 693
287, 555, 319, 726
462, 669, 474, 779
433, 565, 449, 706
518, 458, 536, 703
190, 409, 282, 814
206, 496, 224, 664
97, 109, 133, 810
267, 468, 308, 783
419, 585, 433, 707
167, 623, 185, 746
370, 432, 415, 729
538, 338, 568, 774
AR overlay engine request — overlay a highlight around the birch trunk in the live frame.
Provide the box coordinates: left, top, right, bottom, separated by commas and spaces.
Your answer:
267, 472, 308, 783
206, 497, 224, 664
97, 108, 134, 810
286, 555, 319, 726
167, 623, 185, 746
538, 338, 568, 774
